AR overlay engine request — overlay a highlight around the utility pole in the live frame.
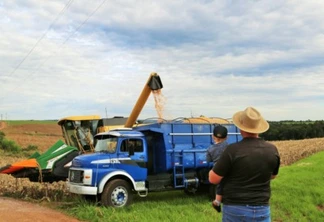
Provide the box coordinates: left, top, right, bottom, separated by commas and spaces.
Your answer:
105, 107, 108, 118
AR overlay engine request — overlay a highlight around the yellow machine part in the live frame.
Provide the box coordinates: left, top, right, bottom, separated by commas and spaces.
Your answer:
183, 116, 230, 124
57, 115, 101, 126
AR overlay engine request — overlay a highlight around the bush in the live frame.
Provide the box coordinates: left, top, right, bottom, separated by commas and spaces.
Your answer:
23, 145, 38, 152
0, 139, 21, 153
0, 131, 5, 142
22, 145, 39, 157
0, 131, 22, 153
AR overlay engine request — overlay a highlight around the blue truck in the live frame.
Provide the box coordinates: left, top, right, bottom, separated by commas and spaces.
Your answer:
66, 120, 241, 207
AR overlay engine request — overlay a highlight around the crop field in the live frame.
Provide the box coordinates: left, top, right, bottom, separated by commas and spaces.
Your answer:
1, 121, 63, 152
0, 120, 324, 204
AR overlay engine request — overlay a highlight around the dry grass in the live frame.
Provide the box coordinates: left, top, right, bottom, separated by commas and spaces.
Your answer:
1, 122, 324, 202
272, 137, 324, 166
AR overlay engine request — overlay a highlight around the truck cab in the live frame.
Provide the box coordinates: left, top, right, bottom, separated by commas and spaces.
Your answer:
68, 129, 149, 207
94, 130, 148, 182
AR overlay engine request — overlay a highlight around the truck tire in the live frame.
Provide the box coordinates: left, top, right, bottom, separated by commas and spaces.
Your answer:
101, 179, 133, 207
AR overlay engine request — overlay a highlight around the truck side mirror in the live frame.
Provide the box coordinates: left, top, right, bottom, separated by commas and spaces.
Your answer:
128, 146, 134, 156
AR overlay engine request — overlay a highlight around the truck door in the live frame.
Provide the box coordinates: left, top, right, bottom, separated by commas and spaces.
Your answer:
120, 139, 147, 163
118, 138, 147, 181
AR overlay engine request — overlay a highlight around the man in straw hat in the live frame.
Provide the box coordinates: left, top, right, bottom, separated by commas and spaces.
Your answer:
209, 107, 280, 221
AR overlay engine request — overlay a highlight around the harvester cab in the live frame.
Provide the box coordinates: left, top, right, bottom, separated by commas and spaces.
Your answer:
58, 115, 101, 153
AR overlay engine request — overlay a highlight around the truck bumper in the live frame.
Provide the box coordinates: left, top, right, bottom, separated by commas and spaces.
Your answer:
67, 182, 98, 195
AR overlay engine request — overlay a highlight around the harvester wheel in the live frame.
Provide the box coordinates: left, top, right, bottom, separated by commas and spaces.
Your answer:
101, 179, 133, 208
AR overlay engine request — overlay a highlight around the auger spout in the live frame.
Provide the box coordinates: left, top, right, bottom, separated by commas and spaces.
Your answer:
124, 72, 163, 128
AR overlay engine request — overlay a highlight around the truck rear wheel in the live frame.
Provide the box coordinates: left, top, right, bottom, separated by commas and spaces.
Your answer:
101, 179, 133, 207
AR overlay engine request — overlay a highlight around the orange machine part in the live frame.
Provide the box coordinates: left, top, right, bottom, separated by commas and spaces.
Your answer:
0, 158, 38, 174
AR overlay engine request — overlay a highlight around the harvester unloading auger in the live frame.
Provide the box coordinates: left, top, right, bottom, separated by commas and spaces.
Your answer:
124, 72, 163, 128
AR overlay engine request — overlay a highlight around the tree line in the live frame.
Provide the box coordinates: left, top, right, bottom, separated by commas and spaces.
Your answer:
260, 120, 324, 141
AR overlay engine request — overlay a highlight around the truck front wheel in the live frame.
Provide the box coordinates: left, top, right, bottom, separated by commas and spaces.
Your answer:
101, 179, 133, 207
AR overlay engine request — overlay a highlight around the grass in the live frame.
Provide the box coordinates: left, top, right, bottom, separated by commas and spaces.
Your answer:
271, 151, 324, 221
59, 151, 324, 222
61, 192, 220, 222
5, 120, 58, 125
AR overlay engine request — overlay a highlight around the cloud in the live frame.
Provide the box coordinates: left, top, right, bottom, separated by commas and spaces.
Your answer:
0, 0, 324, 121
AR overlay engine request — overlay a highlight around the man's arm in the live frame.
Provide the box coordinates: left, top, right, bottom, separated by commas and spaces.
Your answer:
209, 169, 223, 184
271, 153, 280, 180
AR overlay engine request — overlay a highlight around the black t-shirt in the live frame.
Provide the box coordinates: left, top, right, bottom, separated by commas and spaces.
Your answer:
212, 137, 280, 205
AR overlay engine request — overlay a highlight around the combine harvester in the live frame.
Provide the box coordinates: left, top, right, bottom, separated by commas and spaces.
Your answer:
0, 115, 128, 182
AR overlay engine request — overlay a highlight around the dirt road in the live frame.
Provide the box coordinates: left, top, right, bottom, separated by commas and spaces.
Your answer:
0, 197, 81, 222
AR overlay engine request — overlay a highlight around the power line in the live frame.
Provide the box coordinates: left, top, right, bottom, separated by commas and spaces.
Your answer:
20, 0, 108, 83
5, 0, 74, 81
0, 0, 74, 105
0, 0, 107, 104
60, 0, 108, 46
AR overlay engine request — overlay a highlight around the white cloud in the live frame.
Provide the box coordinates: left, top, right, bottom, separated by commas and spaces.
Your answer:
0, 0, 324, 121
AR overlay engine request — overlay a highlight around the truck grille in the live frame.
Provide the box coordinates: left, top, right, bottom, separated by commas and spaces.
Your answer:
69, 170, 83, 183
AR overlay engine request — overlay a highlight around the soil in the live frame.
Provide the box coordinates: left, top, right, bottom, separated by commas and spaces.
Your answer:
0, 121, 6, 130
0, 197, 81, 222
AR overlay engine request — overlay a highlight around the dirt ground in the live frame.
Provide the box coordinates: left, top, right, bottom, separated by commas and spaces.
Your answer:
0, 121, 6, 130
0, 197, 81, 222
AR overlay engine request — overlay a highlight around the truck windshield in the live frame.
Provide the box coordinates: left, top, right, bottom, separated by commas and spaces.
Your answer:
95, 137, 117, 153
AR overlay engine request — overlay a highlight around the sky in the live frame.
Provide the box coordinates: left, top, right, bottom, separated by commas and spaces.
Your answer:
0, 0, 324, 121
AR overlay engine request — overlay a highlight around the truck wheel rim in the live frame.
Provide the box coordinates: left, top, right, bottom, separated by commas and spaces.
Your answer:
111, 186, 128, 207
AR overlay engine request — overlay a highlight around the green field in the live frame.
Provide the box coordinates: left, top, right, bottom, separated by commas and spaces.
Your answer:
59, 152, 324, 222
5, 120, 58, 125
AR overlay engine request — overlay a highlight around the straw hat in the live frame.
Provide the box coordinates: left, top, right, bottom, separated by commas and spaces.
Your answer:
232, 107, 269, 134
